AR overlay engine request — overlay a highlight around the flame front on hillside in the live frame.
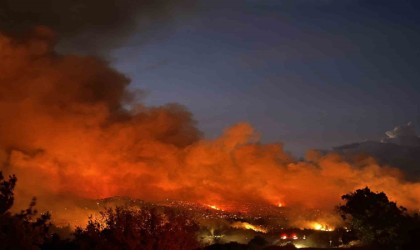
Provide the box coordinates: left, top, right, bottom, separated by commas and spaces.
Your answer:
231, 222, 267, 233
207, 205, 223, 211
309, 222, 334, 231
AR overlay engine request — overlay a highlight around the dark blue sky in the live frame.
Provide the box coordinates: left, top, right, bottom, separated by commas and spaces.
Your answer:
112, 0, 420, 156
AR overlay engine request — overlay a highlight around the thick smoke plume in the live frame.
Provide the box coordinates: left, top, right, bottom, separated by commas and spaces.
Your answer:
1, 21, 420, 227
0, 0, 192, 54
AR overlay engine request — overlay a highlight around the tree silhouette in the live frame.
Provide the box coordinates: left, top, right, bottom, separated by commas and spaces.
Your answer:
338, 187, 420, 249
247, 235, 268, 250
73, 206, 200, 250
0, 172, 16, 214
0, 171, 51, 249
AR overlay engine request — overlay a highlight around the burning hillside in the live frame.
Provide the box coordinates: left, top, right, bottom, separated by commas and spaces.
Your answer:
1, 2, 420, 230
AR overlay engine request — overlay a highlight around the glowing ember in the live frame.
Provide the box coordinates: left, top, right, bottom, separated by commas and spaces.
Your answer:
231, 222, 267, 233
277, 202, 285, 208
207, 205, 222, 211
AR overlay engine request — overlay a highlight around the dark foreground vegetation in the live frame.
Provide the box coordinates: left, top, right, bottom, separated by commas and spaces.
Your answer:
2, 171, 420, 250
1, 172, 199, 250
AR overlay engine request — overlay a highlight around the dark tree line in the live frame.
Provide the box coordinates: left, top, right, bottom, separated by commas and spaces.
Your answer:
1, 172, 51, 249
338, 187, 420, 250
71, 206, 200, 250
3, 171, 420, 250
0, 172, 200, 250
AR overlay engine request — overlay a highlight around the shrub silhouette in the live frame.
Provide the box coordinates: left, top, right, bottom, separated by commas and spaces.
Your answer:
338, 187, 420, 249
73, 205, 200, 250
0, 172, 51, 249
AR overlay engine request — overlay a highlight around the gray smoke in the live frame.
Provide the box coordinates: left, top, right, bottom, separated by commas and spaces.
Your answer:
0, 0, 193, 55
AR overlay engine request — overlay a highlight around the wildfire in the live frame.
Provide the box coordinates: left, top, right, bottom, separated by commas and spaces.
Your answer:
277, 202, 285, 208
231, 222, 267, 233
207, 205, 223, 211
309, 222, 334, 231
3, 28, 420, 230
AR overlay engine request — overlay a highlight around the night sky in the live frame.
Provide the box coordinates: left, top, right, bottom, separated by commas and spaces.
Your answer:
111, 0, 420, 156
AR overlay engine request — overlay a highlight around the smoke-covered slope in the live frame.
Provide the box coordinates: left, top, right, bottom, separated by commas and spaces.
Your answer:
334, 123, 420, 180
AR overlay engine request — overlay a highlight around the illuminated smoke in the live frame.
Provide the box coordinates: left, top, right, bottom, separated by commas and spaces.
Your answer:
1, 30, 420, 227
0, 29, 202, 213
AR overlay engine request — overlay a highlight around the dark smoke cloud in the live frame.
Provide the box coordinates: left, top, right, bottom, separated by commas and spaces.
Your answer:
0, 0, 193, 54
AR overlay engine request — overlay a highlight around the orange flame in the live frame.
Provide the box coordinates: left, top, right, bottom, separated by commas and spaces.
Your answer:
231, 222, 267, 233
277, 202, 285, 208
308, 222, 334, 231
207, 205, 223, 211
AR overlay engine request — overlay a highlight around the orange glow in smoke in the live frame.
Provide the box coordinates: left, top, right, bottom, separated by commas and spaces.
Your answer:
1, 31, 420, 227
